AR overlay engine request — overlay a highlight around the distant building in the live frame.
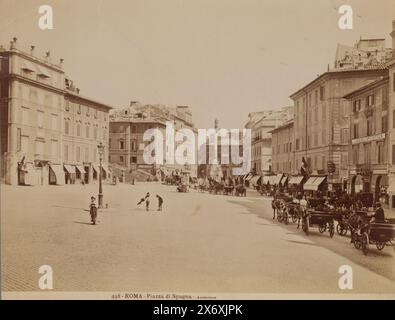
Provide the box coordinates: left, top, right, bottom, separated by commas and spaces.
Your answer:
269, 119, 294, 175
244, 107, 293, 175
334, 38, 392, 70
109, 102, 197, 180
0, 38, 113, 185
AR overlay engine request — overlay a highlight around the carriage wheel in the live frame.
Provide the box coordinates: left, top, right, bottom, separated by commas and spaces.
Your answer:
318, 224, 326, 233
354, 239, 361, 250
291, 215, 298, 223
376, 242, 385, 251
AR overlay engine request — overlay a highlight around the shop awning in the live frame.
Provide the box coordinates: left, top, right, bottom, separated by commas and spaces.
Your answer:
250, 175, 262, 186
63, 165, 76, 174
49, 164, 64, 185
280, 176, 288, 185
245, 173, 254, 181
92, 165, 100, 173
289, 176, 304, 185
75, 165, 86, 174
262, 176, 270, 184
101, 165, 110, 174
304, 176, 326, 191
272, 173, 283, 185
268, 175, 277, 185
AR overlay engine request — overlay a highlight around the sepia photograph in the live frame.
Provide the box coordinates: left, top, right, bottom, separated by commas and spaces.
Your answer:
0, 0, 395, 301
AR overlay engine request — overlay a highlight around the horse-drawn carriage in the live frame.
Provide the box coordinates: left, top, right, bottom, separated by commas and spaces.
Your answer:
223, 184, 234, 196
208, 180, 224, 195
349, 211, 395, 255
302, 209, 335, 237
234, 184, 246, 197
176, 183, 189, 193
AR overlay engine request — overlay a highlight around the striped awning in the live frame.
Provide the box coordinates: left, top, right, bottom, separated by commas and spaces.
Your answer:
262, 176, 270, 184
304, 176, 326, 191
63, 165, 76, 174
250, 175, 262, 186
268, 175, 277, 185
75, 165, 86, 174
280, 176, 288, 185
288, 176, 304, 185
49, 164, 64, 185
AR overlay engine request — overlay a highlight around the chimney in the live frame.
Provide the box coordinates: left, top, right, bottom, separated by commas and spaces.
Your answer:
59, 58, 64, 68
391, 20, 395, 58
30, 45, 35, 55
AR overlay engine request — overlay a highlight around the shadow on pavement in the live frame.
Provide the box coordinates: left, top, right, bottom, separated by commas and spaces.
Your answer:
73, 221, 94, 225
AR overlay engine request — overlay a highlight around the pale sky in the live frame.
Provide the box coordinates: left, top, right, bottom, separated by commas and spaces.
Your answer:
0, 0, 394, 128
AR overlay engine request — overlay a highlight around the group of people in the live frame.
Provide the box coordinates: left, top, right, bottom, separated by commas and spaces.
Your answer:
137, 192, 164, 211
88, 192, 165, 225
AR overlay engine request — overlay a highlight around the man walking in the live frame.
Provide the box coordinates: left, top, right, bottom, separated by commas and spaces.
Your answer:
145, 193, 150, 211
156, 194, 163, 211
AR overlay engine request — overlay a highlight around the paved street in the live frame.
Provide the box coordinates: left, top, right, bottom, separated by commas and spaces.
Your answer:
1, 182, 394, 294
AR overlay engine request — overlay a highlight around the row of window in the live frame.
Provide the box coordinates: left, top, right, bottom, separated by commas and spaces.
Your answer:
63, 144, 103, 163
295, 86, 326, 113
64, 119, 107, 140
65, 101, 106, 121
115, 155, 138, 164
352, 142, 385, 165
16, 129, 58, 157
352, 114, 388, 139
273, 141, 292, 155
110, 124, 159, 134
114, 140, 138, 151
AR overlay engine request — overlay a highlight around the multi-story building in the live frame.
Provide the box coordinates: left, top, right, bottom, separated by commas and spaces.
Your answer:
290, 67, 388, 191
244, 107, 292, 175
63, 83, 112, 184
0, 39, 113, 185
270, 119, 294, 175
109, 102, 197, 180
343, 76, 389, 205
387, 20, 395, 208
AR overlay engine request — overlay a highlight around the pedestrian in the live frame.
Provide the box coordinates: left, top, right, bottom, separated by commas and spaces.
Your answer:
156, 194, 163, 211
89, 196, 97, 225
137, 192, 150, 206
145, 193, 150, 211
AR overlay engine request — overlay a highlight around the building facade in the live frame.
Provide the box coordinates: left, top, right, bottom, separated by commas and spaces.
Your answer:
63, 86, 112, 185
0, 39, 113, 185
109, 102, 197, 180
290, 68, 388, 190
386, 20, 395, 207
244, 107, 292, 175
344, 76, 389, 205
270, 119, 294, 175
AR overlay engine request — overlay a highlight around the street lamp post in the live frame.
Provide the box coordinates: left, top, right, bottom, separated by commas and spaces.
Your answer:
97, 142, 105, 208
